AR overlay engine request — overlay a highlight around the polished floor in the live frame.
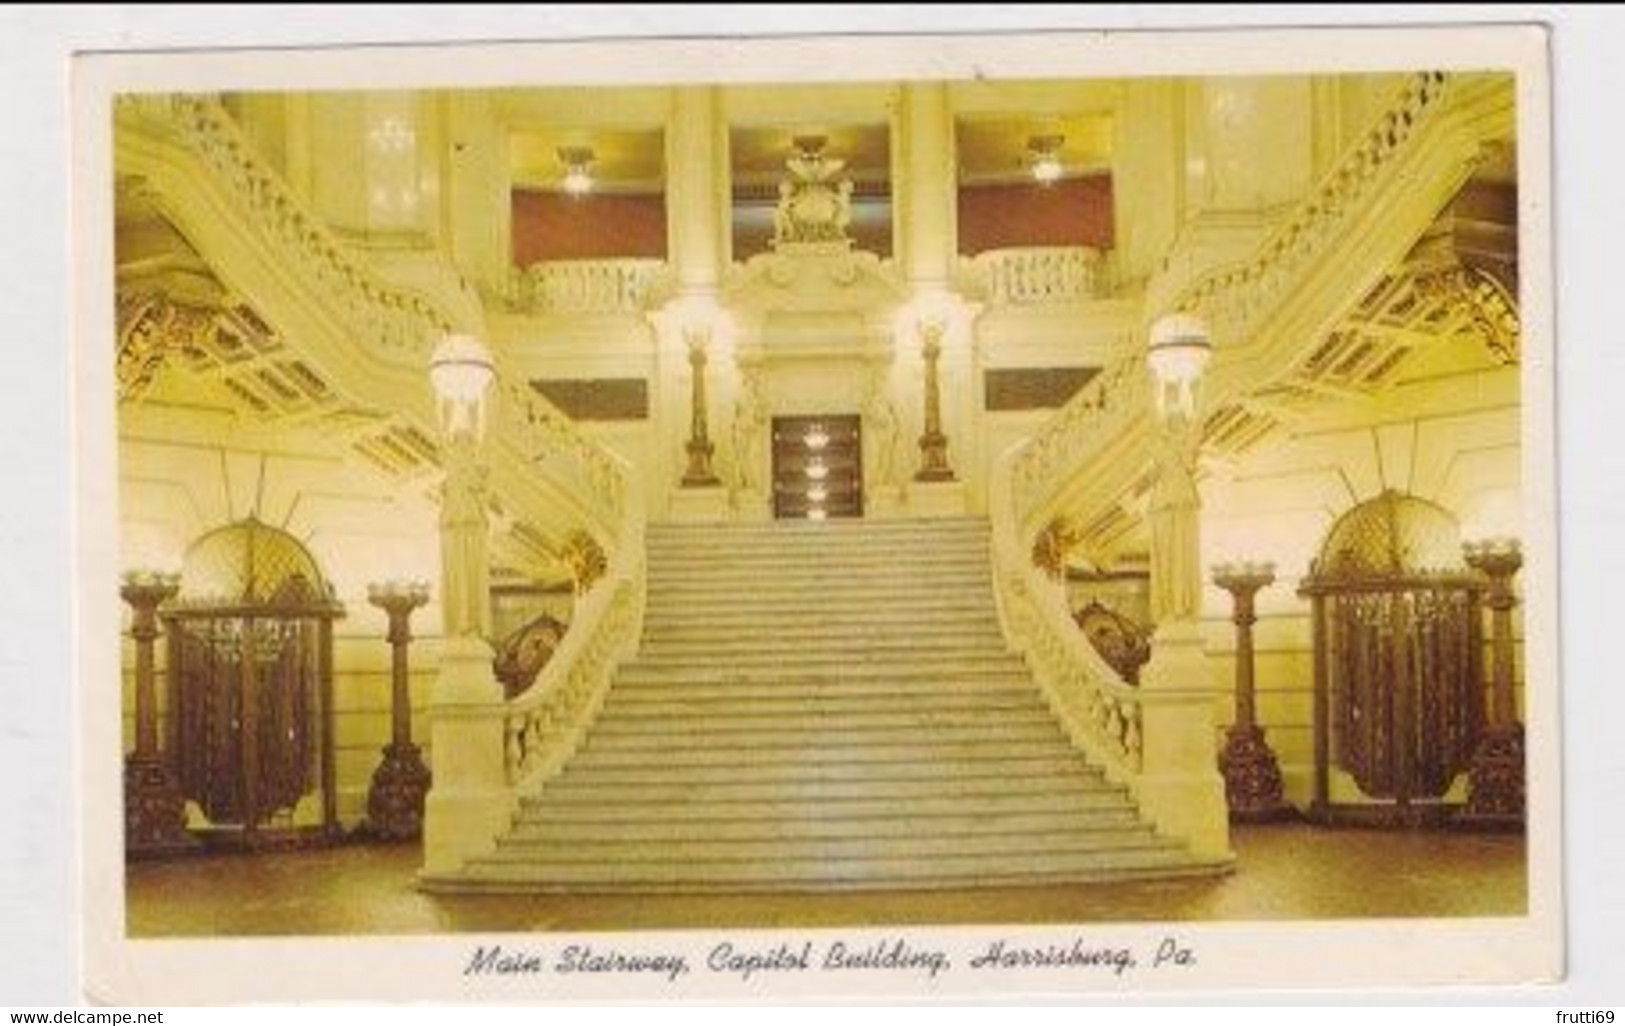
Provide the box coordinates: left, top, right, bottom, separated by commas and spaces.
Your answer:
125, 824, 1526, 937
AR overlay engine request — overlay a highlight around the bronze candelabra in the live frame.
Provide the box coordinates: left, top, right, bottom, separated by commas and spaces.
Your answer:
1212, 561, 1293, 822
914, 321, 955, 482
364, 581, 433, 840
121, 570, 196, 857
1462, 538, 1525, 828
681, 331, 721, 487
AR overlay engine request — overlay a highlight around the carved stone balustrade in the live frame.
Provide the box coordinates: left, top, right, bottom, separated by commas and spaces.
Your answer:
509, 259, 670, 316
960, 246, 1109, 306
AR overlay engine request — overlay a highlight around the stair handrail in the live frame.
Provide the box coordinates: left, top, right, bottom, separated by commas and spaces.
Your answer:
115, 93, 649, 796
989, 442, 1146, 786
1007, 71, 1456, 535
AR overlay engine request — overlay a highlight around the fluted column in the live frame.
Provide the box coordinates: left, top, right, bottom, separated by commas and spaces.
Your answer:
121, 571, 194, 857
365, 581, 432, 840
1463, 538, 1525, 827
1213, 562, 1292, 822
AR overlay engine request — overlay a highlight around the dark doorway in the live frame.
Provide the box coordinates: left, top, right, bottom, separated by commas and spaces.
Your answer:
771, 415, 862, 520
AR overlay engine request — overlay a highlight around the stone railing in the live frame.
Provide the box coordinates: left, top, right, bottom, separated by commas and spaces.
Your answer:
509, 258, 669, 315
990, 447, 1143, 783
959, 246, 1109, 306
1005, 71, 1459, 533
502, 473, 645, 790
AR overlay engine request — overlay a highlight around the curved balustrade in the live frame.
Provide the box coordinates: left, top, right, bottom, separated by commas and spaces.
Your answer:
1005, 71, 1464, 536
984, 72, 1491, 852
991, 446, 1151, 787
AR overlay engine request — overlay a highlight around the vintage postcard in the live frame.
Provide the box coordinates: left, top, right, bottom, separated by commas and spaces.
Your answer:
75, 23, 1558, 1003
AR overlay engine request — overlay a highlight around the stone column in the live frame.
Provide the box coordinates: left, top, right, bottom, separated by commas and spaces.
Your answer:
682, 327, 721, 487
1213, 562, 1293, 822
898, 83, 954, 287
365, 581, 432, 840
667, 86, 726, 292
121, 571, 195, 857
914, 319, 955, 482
1463, 538, 1525, 827
1136, 314, 1229, 860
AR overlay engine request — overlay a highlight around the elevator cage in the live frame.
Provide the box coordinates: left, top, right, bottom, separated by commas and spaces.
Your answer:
161, 517, 345, 843
1298, 491, 1486, 825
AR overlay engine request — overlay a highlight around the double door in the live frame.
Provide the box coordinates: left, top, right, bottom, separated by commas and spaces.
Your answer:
771, 415, 862, 520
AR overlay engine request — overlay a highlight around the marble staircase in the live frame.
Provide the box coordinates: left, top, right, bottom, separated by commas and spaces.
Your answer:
432, 518, 1227, 892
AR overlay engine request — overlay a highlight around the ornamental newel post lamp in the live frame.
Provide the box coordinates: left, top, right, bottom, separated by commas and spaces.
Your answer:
121, 570, 197, 857
364, 580, 432, 840
914, 316, 956, 482
1144, 313, 1211, 631
1462, 537, 1525, 827
681, 325, 721, 487
1212, 561, 1294, 822
429, 333, 498, 644
422, 332, 512, 873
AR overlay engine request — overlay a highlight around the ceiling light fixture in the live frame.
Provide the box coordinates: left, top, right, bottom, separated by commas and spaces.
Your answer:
804, 461, 829, 482
558, 146, 595, 197
1027, 134, 1065, 186
804, 423, 830, 450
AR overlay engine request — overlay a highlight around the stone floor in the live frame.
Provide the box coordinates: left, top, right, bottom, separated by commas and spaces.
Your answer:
125, 824, 1526, 937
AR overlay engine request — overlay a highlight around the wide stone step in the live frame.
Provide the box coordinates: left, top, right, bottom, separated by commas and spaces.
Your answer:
634, 638, 1011, 663
647, 578, 992, 600
538, 752, 1090, 786
489, 826, 1166, 864
564, 741, 1079, 771
533, 770, 1109, 806
648, 553, 988, 573
647, 519, 988, 542
443, 847, 1209, 892
520, 786, 1131, 819
601, 689, 1044, 717
644, 605, 994, 628
505, 805, 1144, 843
610, 671, 1036, 697
625, 650, 1023, 673
638, 625, 1003, 650
643, 596, 996, 621
590, 706, 1053, 736
582, 718, 1062, 752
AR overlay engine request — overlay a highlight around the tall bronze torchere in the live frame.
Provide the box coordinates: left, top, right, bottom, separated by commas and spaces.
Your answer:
121, 571, 196, 857
682, 330, 720, 487
365, 581, 433, 840
1462, 538, 1525, 827
1212, 561, 1293, 822
914, 321, 955, 482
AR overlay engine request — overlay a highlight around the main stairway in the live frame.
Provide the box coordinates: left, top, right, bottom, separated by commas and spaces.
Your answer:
432, 517, 1226, 892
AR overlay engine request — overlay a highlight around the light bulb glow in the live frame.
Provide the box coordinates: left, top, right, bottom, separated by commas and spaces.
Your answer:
804, 461, 829, 482
1031, 154, 1063, 184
